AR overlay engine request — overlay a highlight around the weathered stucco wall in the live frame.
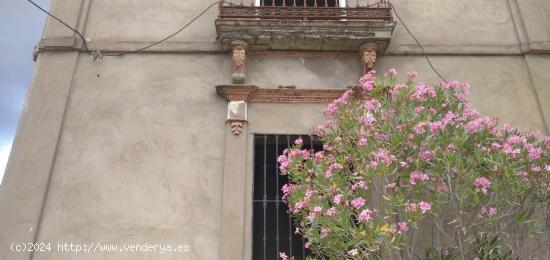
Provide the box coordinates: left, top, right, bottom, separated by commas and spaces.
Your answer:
0, 0, 549, 259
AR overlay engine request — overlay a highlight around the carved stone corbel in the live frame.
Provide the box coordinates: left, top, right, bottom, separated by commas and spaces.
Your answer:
217, 85, 257, 136
230, 122, 244, 135
360, 42, 378, 74
231, 40, 249, 84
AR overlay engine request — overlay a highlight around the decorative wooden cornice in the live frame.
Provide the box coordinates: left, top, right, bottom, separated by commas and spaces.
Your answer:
216, 85, 258, 102
216, 85, 348, 103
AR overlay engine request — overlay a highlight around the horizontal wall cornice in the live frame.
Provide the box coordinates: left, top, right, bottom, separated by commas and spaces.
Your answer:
33, 38, 550, 59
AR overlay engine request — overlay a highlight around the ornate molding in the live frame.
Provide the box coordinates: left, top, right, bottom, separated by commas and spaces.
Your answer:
360, 42, 378, 74
216, 85, 258, 102
231, 40, 248, 84
230, 122, 244, 136
216, 85, 351, 136
216, 85, 348, 104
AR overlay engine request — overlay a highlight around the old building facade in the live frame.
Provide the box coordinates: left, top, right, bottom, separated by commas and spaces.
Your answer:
0, 0, 549, 259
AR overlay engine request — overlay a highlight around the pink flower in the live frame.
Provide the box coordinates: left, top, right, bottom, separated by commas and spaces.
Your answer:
481, 206, 497, 217
411, 83, 436, 102
326, 207, 336, 217
418, 150, 434, 162
351, 197, 366, 209
357, 137, 368, 146
415, 122, 426, 134
333, 194, 343, 204
352, 180, 368, 191
527, 147, 542, 161
323, 90, 353, 116
320, 227, 331, 238
364, 99, 381, 111
358, 209, 373, 222
410, 170, 429, 185
330, 163, 343, 170
405, 202, 417, 212
325, 169, 333, 178
372, 149, 396, 165
360, 114, 376, 125
360, 72, 375, 92
279, 161, 290, 174
398, 222, 408, 232
419, 201, 431, 213
294, 138, 303, 145
474, 177, 491, 194
407, 71, 418, 78
280, 252, 289, 260
429, 121, 443, 134
465, 119, 482, 133
314, 151, 324, 160
442, 111, 456, 125
307, 212, 316, 221
387, 68, 397, 76
294, 202, 305, 212
313, 206, 322, 213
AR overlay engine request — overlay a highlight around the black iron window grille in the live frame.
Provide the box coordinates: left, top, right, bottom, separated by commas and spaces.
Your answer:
260, 0, 340, 7
253, 134, 322, 260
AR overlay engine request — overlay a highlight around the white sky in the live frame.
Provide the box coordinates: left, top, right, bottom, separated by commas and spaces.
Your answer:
0, 143, 12, 184
0, 0, 49, 185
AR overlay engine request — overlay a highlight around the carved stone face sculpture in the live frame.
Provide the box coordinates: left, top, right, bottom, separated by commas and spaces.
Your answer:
232, 47, 246, 74
230, 40, 248, 84
362, 49, 377, 72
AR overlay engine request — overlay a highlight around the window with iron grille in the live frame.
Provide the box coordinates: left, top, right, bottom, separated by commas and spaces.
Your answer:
253, 135, 322, 260
260, 0, 341, 7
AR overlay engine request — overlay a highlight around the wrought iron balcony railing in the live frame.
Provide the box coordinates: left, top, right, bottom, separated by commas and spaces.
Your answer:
219, 0, 393, 21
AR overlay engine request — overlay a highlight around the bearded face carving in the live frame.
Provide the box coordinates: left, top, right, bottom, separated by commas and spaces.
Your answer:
362, 49, 377, 74
233, 48, 246, 74
231, 41, 248, 84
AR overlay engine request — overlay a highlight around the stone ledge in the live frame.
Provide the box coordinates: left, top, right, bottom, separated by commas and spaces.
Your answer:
32, 38, 550, 58
216, 84, 349, 103
215, 18, 396, 52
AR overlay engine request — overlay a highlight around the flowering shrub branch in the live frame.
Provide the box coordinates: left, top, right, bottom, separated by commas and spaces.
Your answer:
278, 70, 550, 259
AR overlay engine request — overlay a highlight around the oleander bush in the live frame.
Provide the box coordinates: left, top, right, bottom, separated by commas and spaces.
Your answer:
277, 70, 550, 260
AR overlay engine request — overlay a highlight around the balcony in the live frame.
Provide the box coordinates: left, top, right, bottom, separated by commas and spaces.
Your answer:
215, 0, 396, 52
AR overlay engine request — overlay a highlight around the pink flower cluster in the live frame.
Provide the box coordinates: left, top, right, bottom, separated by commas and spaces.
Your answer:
325, 162, 344, 178
480, 206, 497, 217
410, 83, 436, 102
465, 116, 495, 134
358, 209, 373, 222
281, 69, 550, 258
359, 70, 376, 92
474, 177, 491, 194
371, 149, 396, 166
351, 197, 366, 210
409, 170, 429, 185
391, 222, 409, 234
324, 89, 353, 116
405, 201, 431, 214
364, 98, 381, 111
418, 150, 435, 162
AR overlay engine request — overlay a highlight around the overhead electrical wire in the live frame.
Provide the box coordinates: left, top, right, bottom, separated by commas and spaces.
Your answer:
27, 0, 448, 83
387, 1, 448, 83
104, 1, 221, 57
27, 0, 221, 58
27, 0, 91, 54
